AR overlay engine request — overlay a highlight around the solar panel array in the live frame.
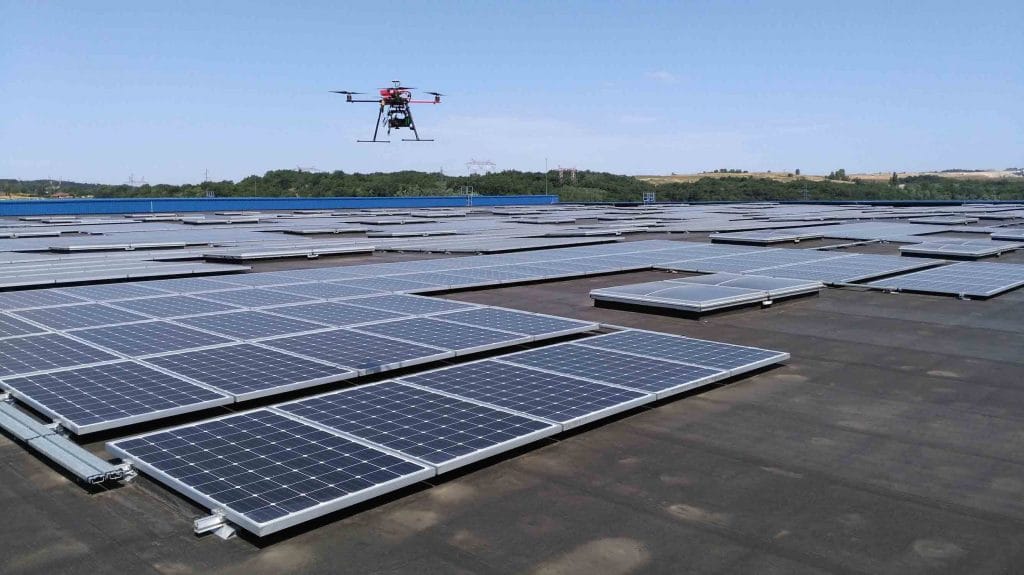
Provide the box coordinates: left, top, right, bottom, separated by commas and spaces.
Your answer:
655, 249, 939, 284
593, 282, 775, 313
709, 229, 826, 244
276, 381, 559, 473
866, 261, 1024, 297
3, 362, 231, 434
110, 328, 789, 536
0, 264, 600, 434
1, 234, 1017, 440
107, 410, 433, 536
898, 240, 1022, 259
0, 259, 251, 289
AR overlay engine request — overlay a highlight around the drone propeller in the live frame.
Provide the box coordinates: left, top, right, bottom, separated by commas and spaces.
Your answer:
424, 91, 445, 96
330, 90, 364, 95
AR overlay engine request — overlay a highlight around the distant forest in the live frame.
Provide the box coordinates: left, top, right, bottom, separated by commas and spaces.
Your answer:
3, 169, 1024, 202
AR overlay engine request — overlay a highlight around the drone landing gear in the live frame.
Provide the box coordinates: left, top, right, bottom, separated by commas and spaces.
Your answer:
400, 109, 432, 141
358, 105, 390, 143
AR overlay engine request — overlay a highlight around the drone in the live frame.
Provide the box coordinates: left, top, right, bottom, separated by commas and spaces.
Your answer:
331, 80, 443, 143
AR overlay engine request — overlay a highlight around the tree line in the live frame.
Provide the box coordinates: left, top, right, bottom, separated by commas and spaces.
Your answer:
3, 169, 1023, 202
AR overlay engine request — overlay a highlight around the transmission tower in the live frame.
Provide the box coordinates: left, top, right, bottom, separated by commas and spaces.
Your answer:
125, 173, 148, 187
557, 166, 578, 185
466, 159, 496, 175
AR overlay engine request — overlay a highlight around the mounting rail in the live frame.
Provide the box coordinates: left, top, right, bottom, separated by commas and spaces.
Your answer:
0, 397, 129, 484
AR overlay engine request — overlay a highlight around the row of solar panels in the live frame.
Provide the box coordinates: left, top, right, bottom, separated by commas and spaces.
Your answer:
654, 246, 940, 283
591, 273, 824, 313
108, 329, 789, 537
0, 295, 596, 434
0, 239, 948, 315
866, 261, 1024, 297
0, 259, 251, 289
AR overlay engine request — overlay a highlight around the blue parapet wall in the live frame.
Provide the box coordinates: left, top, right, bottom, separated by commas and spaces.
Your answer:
0, 195, 559, 217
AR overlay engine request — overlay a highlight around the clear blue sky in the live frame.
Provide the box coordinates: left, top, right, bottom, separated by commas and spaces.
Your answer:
2, 1, 1022, 184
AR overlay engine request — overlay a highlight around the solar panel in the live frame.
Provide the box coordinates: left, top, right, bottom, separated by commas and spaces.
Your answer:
106, 410, 432, 536
439, 266, 554, 282
335, 277, 438, 293
267, 302, 408, 327
353, 317, 530, 354
866, 261, 1024, 297
0, 313, 48, 339
764, 254, 937, 283
1, 361, 230, 434
667, 273, 823, 298
496, 343, 726, 399
399, 360, 651, 429
386, 272, 484, 290
72, 321, 233, 356
898, 241, 1020, 259
197, 288, 318, 308
275, 268, 370, 281
591, 282, 767, 313
176, 311, 325, 340
434, 307, 598, 338
575, 329, 789, 375
137, 277, 238, 293
709, 229, 825, 244
261, 329, 451, 373
144, 344, 355, 401
57, 283, 169, 301
11, 303, 150, 331
108, 295, 240, 318
345, 294, 478, 315
267, 282, 382, 300
203, 272, 308, 287
276, 381, 559, 473
0, 289, 87, 311
0, 333, 118, 377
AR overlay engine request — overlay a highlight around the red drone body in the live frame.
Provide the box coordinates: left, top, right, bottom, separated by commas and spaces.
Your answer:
331, 81, 443, 143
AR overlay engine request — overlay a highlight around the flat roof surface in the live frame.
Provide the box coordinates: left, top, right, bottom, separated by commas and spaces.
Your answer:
2, 238, 1024, 574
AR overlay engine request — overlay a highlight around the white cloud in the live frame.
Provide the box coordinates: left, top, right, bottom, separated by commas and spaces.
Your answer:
646, 70, 679, 84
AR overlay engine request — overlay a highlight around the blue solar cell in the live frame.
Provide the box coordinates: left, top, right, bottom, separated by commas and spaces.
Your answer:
334, 277, 435, 293
268, 282, 382, 300
107, 410, 431, 536
435, 307, 596, 336
12, 304, 149, 330
0, 333, 118, 377
176, 311, 325, 340
266, 302, 408, 327
198, 289, 317, 308
72, 321, 233, 356
576, 330, 788, 373
399, 360, 651, 429
498, 343, 726, 398
0, 313, 47, 338
109, 295, 239, 318
139, 277, 238, 293
57, 283, 169, 301
277, 381, 557, 472
1, 361, 230, 434
345, 294, 476, 315
0, 290, 87, 311
145, 344, 354, 400
261, 329, 449, 373
353, 317, 528, 352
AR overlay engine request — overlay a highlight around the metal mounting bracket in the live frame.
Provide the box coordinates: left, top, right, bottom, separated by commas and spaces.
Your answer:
195, 511, 237, 540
